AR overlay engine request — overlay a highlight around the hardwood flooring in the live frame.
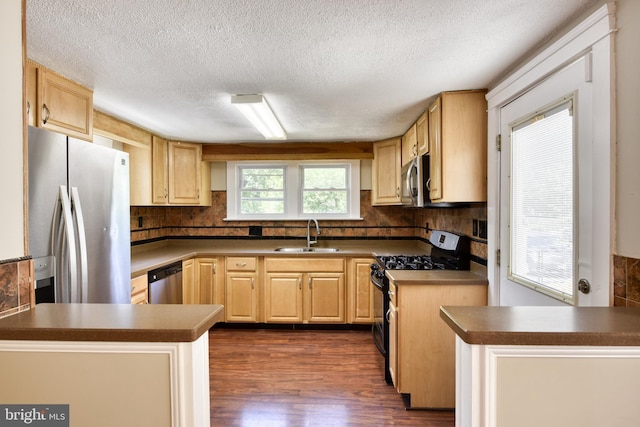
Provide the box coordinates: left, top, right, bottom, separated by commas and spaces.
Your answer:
209, 327, 455, 426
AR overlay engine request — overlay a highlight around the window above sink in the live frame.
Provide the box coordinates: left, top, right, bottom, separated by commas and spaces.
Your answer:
225, 160, 361, 221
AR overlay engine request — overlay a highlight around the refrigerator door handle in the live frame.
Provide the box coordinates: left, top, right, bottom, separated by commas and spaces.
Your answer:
71, 187, 89, 303
51, 185, 77, 303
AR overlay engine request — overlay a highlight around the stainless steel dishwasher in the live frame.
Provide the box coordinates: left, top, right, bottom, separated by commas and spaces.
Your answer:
148, 261, 183, 304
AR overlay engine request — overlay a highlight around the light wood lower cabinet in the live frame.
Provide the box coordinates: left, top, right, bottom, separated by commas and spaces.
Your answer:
182, 259, 197, 304
347, 258, 375, 323
225, 257, 258, 322
130, 274, 148, 304
388, 280, 487, 409
195, 257, 223, 305
264, 257, 345, 324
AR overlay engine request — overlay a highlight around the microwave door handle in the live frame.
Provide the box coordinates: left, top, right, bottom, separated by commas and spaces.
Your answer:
409, 163, 418, 199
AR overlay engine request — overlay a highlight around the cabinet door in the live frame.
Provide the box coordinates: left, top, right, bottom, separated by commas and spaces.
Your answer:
265, 273, 303, 323
196, 258, 220, 304
401, 123, 417, 166
182, 259, 198, 304
388, 300, 398, 388
152, 136, 169, 204
225, 273, 257, 322
416, 111, 428, 156
428, 97, 443, 201
305, 273, 345, 323
348, 258, 375, 323
26, 61, 37, 127
371, 137, 402, 205
130, 274, 148, 304
168, 141, 202, 204
37, 68, 93, 141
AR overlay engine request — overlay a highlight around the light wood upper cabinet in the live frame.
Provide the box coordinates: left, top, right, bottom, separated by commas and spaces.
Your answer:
428, 90, 487, 203
401, 123, 417, 166
124, 131, 211, 206
371, 137, 402, 205
416, 111, 428, 156
27, 60, 93, 141
152, 136, 169, 204
168, 141, 202, 204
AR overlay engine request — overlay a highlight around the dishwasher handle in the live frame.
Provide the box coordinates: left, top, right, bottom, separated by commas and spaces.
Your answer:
148, 261, 183, 284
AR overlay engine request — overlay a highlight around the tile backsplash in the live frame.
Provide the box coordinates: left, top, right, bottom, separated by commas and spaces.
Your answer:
614, 255, 640, 306
0, 258, 33, 319
131, 190, 489, 264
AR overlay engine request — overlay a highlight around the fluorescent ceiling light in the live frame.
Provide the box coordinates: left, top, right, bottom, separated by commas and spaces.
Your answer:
231, 94, 287, 140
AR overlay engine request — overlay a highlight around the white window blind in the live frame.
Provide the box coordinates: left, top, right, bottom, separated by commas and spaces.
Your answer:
509, 99, 575, 300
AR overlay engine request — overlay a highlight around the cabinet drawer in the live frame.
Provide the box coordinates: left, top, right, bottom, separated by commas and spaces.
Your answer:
226, 257, 257, 271
265, 257, 344, 272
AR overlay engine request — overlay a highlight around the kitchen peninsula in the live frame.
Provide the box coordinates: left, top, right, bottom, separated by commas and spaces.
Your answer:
440, 306, 640, 427
0, 303, 224, 427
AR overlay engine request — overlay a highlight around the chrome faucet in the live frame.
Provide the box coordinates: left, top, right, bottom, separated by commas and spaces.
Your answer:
307, 219, 320, 248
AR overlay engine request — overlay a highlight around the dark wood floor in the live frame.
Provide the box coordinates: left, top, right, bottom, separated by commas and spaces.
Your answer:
209, 327, 455, 426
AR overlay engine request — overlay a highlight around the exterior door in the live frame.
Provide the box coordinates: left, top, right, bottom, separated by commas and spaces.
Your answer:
499, 53, 608, 306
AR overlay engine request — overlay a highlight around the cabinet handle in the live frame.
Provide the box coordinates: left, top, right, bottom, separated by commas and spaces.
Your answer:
26, 101, 30, 116
251, 277, 255, 289
308, 277, 312, 289
386, 308, 392, 323
213, 264, 217, 274
236, 262, 247, 267
164, 188, 168, 199
396, 187, 400, 198
298, 278, 302, 290
42, 103, 50, 124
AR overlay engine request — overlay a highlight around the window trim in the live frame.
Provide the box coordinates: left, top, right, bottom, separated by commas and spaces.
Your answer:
226, 160, 361, 221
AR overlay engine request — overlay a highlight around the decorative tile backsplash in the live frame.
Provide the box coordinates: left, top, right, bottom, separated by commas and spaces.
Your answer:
131, 190, 489, 264
613, 255, 640, 306
0, 258, 33, 319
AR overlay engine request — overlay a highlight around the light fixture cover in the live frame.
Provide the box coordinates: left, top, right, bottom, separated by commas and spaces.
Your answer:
231, 94, 287, 140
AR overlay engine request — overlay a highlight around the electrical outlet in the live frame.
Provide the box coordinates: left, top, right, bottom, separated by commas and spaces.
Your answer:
425, 222, 429, 231
137, 216, 143, 228
479, 220, 487, 239
472, 219, 478, 237
249, 226, 262, 236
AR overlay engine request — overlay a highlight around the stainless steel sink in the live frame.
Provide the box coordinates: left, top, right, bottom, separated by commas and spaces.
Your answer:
274, 247, 339, 253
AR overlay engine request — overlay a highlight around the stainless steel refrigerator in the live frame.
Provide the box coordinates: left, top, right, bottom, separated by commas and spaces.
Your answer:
28, 126, 131, 303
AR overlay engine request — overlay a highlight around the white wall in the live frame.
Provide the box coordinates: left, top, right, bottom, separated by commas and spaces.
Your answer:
0, 0, 25, 260
614, 0, 640, 259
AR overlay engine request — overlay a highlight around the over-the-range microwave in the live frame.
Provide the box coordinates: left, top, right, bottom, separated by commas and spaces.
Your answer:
400, 154, 430, 207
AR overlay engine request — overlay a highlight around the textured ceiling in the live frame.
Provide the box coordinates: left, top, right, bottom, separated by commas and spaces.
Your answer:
26, 0, 598, 143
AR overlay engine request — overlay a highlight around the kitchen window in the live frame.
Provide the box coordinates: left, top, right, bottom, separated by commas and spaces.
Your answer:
226, 160, 360, 220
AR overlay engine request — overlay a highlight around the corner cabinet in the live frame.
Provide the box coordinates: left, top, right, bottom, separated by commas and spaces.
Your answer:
371, 137, 402, 205
26, 60, 93, 141
264, 257, 345, 324
428, 90, 487, 203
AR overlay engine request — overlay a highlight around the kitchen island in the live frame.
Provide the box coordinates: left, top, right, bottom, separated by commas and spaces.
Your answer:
440, 306, 640, 427
0, 303, 224, 427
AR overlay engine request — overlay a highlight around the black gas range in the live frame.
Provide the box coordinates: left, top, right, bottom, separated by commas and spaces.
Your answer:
370, 230, 470, 384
